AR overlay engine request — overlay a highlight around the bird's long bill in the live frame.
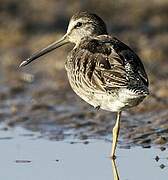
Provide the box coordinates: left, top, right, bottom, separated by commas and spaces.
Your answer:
19, 34, 69, 67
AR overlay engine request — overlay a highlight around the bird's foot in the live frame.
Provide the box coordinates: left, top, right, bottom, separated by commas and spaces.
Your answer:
95, 105, 100, 111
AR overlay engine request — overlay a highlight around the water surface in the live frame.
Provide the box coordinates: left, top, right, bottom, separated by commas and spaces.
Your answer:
0, 125, 168, 180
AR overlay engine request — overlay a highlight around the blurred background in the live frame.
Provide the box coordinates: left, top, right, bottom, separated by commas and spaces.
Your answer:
0, 0, 168, 145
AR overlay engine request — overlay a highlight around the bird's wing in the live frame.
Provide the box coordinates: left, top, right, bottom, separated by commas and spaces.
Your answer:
111, 37, 149, 86
74, 35, 148, 93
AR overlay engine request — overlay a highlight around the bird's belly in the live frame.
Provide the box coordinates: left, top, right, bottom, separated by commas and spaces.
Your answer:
70, 85, 146, 112
96, 90, 146, 112
66, 70, 147, 112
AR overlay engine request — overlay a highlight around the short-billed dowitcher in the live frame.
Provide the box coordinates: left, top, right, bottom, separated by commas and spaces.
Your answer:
20, 12, 149, 159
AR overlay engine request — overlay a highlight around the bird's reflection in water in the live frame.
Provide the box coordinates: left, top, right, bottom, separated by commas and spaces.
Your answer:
111, 159, 120, 180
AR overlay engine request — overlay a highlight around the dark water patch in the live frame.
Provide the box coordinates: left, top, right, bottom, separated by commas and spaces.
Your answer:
15, 160, 32, 163
0, 137, 13, 140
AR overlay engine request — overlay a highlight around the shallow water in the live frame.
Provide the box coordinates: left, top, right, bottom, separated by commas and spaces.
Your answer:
0, 125, 168, 180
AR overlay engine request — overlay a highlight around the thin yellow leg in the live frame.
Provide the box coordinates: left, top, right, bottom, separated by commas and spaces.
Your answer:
110, 111, 122, 159
111, 159, 120, 180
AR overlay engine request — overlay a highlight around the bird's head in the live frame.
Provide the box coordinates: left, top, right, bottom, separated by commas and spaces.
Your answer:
19, 12, 107, 67
66, 12, 107, 44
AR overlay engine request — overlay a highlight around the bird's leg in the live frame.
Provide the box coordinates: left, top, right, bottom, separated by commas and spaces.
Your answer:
111, 159, 120, 180
95, 105, 100, 111
111, 111, 122, 159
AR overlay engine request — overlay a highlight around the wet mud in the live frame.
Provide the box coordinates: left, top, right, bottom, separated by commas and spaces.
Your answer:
0, 64, 168, 147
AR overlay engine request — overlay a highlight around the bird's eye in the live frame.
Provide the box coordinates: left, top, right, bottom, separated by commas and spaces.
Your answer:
74, 22, 82, 28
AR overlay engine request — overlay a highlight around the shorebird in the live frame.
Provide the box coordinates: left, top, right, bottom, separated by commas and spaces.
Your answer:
20, 12, 149, 159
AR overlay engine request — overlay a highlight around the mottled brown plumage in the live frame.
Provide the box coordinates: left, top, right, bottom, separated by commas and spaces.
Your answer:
66, 35, 148, 112
19, 12, 149, 158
